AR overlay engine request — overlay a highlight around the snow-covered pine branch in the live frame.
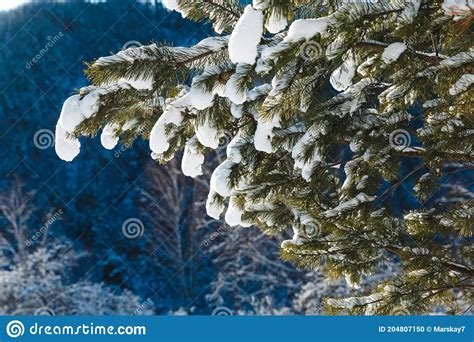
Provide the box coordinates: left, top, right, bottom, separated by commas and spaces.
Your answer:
54, 0, 474, 314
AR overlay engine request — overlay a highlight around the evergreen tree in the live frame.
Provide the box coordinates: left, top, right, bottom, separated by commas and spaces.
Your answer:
55, 1, 473, 314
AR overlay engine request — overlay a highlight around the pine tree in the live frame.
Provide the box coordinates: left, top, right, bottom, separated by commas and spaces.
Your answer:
54, 1, 473, 314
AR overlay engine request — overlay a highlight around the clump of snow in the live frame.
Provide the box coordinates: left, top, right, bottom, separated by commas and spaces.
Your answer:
224, 65, 248, 105
210, 159, 235, 197
119, 75, 154, 91
149, 92, 192, 155
181, 137, 205, 178
449, 73, 474, 95
287, 17, 336, 40
55, 123, 81, 162
59, 95, 86, 132
100, 124, 119, 150
322, 193, 376, 218
228, 5, 264, 64
381, 42, 407, 64
196, 119, 221, 149
254, 114, 280, 153
225, 198, 252, 227
230, 103, 244, 118
189, 80, 215, 110
196, 36, 229, 51
330, 52, 357, 91
79, 91, 100, 119
162, 0, 179, 11
261, 17, 337, 62
206, 190, 225, 220
226, 135, 246, 163
266, 9, 287, 33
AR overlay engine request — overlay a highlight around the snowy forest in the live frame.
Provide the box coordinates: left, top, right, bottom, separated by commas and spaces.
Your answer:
1, 0, 473, 316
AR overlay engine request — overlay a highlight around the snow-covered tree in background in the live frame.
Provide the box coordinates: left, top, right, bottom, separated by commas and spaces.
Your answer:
55, 1, 473, 314
0, 185, 152, 315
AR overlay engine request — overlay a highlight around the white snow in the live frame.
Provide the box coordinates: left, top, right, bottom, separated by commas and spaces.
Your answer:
254, 114, 280, 153
100, 124, 119, 150
79, 91, 100, 119
322, 193, 377, 218
449, 73, 474, 95
161, 0, 179, 11
119, 75, 153, 91
266, 9, 287, 33
230, 103, 244, 118
189, 80, 215, 110
226, 135, 246, 163
225, 198, 252, 227
55, 123, 81, 162
195, 119, 221, 149
210, 159, 235, 197
398, 0, 421, 24
224, 66, 248, 105
149, 92, 192, 155
59, 95, 86, 132
261, 17, 336, 63
330, 52, 357, 91
228, 5, 264, 64
181, 137, 205, 178
287, 17, 336, 40
206, 190, 225, 219
381, 42, 407, 64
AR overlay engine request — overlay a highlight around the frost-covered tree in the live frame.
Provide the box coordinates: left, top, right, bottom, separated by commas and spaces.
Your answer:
55, 1, 473, 314
0, 185, 152, 316
205, 224, 303, 314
